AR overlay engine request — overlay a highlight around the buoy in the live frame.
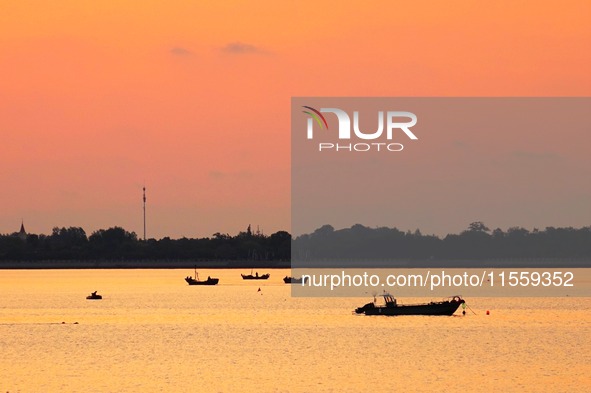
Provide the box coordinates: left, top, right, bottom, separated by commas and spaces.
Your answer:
486, 310, 490, 315
257, 287, 261, 292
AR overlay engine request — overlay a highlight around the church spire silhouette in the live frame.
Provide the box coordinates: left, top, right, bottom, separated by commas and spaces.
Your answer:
18, 220, 27, 241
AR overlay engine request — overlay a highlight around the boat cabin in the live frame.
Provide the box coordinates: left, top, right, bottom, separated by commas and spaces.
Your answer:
382, 293, 397, 307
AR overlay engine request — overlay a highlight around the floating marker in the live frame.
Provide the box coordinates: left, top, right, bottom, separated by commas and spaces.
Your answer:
486, 310, 490, 315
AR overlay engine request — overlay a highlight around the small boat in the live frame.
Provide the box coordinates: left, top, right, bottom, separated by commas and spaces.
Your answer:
355, 293, 465, 316
185, 267, 219, 285
185, 275, 219, 285
283, 276, 308, 284
241, 271, 270, 280
86, 291, 102, 300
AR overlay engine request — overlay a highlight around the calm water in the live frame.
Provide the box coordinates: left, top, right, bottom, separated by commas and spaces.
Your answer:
1, 269, 590, 393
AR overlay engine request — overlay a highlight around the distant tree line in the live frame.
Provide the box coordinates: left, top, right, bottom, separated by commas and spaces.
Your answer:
2, 222, 590, 265
292, 222, 591, 264
0, 225, 291, 262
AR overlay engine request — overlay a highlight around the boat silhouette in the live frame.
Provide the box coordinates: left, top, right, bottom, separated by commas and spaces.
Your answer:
241, 270, 270, 280
86, 291, 102, 300
185, 267, 219, 285
355, 293, 465, 316
283, 276, 308, 284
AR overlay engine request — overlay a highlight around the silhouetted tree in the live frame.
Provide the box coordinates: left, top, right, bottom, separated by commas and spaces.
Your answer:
467, 221, 490, 233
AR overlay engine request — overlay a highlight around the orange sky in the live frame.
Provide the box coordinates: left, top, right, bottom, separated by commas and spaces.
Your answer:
1, 1, 590, 238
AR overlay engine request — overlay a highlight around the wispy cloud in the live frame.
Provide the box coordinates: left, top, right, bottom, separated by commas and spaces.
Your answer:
451, 140, 468, 149
510, 150, 563, 162
220, 42, 268, 55
209, 170, 253, 180
170, 47, 193, 56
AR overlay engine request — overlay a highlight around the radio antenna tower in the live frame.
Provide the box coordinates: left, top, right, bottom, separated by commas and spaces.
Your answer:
143, 185, 147, 241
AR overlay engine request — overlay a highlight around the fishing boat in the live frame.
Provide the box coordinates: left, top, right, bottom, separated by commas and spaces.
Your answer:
354, 293, 465, 316
185, 267, 219, 285
185, 275, 219, 285
283, 276, 308, 284
86, 291, 102, 300
241, 271, 270, 280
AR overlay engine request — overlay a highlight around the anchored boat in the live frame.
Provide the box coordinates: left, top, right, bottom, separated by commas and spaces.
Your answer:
355, 293, 465, 316
283, 276, 308, 284
241, 271, 270, 280
86, 291, 102, 300
185, 267, 219, 285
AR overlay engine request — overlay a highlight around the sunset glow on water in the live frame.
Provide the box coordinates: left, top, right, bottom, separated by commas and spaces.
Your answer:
1, 269, 590, 392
